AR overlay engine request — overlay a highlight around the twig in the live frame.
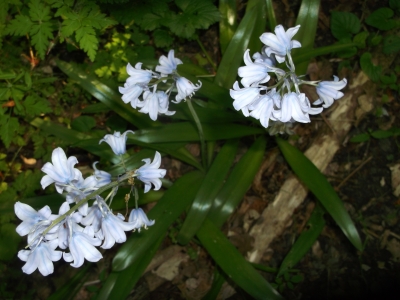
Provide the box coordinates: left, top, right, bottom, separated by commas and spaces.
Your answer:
335, 156, 373, 190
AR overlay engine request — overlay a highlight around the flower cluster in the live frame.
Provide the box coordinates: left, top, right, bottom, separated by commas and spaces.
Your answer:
15, 130, 165, 276
119, 50, 202, 121
230, 24, 347, 134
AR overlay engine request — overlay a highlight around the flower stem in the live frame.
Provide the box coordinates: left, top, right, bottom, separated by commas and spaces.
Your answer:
195, 36, 217, 72
187, 99, 207, 169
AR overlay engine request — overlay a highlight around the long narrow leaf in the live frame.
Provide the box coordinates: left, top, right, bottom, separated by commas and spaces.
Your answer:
197, 218, 283, 300
95, 236, 163, 300
112, 171, 204, 272
277, 203, 325, 277
219, 0, 238, 55
276, 137, 362, 250
209, 136, 266, 228
177, 139, 239, 245
266, 0, 277, 30
294, 0, 321, 74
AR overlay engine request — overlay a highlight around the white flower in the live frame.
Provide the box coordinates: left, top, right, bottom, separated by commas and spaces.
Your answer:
238, 49, 271, 87
174, 77, 202, 103
56, 202, 82, 249
119, 82, 147, 108
93, 162, 111, 188
135, 151, 166, 193
63, 223, 103, 268
81, 201, 103, 233
155, 50, 183, 76
248, 89, 280, 128
65, 174, 98, 216
260, 25, 301, 63
100, 210, 137, 249
14, 202, 52, 237
99, 130, 135, 155
40, 147, 82, 193
230, 81, 260, 117
315, 76, 347, 108
274, 92, 321, 123
128, 208, 155, 232
138, 91, 175, 121
252, 46, 276, 66
18, 239, 62, 276
125, 62, 152, 86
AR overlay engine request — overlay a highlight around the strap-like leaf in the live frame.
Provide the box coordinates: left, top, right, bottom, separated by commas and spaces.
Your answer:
276, 137, 363, 250
219, 0, 238, 55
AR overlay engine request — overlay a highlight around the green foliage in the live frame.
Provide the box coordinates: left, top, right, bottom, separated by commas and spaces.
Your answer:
365, 7, 396, 31
350, 127, 400, 143
360, 52, 382, 82
330, 11, 360, 40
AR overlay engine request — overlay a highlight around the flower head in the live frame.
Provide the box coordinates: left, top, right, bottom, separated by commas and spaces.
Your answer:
14, 202, 53, 237
155, 50, 183, 76
119, 82, 147, 108
174, 77, 202, 103
125, 62, 153, 86
99, 130, 135, 155
238, 49, 271, 87
230, 81, 260, 117
40, 147, 82, 193
315, 76, 347, 108
260, 25, 301, 63
128, 208, 155, 232
135, 151, 166, 193
138, 90, 175, 121
248, 89, 280, 128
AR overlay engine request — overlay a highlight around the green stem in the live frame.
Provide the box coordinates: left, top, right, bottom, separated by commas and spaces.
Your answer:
187, 99, 207, 169
195, 36, 217, 71
40, 172, 135, 238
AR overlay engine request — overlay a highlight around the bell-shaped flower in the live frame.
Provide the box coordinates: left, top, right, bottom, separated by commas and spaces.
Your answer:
252, 46, 276, 66
100, 210, 137, 249
238, 49, 271, 87
18, 239, 62, 276
15, 202, 53, 237
135, 151, 166, 193
128, 208, 155, 232
274, 92, 316, 123
155, 49, 182, 76
260, 25, 301, 63
93, 162, 111, 188
81, 200, 103, 233
138, 91, 175, 121
315, 76, 347, 108
249, 89, 280, 128
56, 202, 83, 249
63, 221, 103, 268
174, 77, 202, 103
40, 147, 82, 193
119, 82, 147, 108
99, 130, 135, 155
230, 81, 260, 117
65, 174, 98, 216
125, 62, 153, 86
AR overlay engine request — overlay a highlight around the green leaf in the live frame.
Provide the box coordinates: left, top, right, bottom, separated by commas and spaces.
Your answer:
265, 0, 277, 30
383, 35, 400, 55
214, 0, 263, 89
5, 14, 32, 36
47, 265, 91, 300
277, 204, 325, 277
219, 0, 238, 54
0, 116, 18, 148
71, 116, 96, 132
177, 139, 239, 245
371, 127, 400, 139
294, 0, 320, 74
360, 52, 382, 82
166, 0, 220, 39
112, 171, 204, 271
353, 31, 369, 49
350, 132, 370, 143
209, 136, 266, 227
276, 137, 363, 251
366, 8, 396, 31
23, 95, 52, 116
380, 73, 397, 85
197, 218, 283, 300
76, 26, 98, 61
390, 0, 400, 11
0, 223, 20, 261
330, 11, 360, 40
153, 29, 173, 48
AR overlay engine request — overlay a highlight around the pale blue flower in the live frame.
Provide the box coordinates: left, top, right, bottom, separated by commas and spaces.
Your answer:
128, 208, 155, 232
174, 77, 202, 103
248, 89, 280, 128
99, 130, 135, 155
40, 147, 82, 193
100, 210, 137, 249
138, 90, 175, 121
93, 162, 111, 188
155, 50, 182, 76
18, 239, 62, 276
260, 25, 301, 63
135, 151, 166, 193
238, 49, 271, 87
119, 82, 147, 108
14, 202, 52, 237
315, 76, 347, 108
230, 81, 260, 117
125, 62, 153, 86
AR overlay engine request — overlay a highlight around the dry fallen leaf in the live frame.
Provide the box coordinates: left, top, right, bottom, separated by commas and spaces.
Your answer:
21, 155, 37, 165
